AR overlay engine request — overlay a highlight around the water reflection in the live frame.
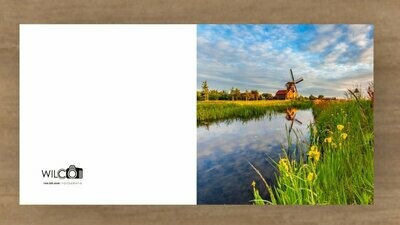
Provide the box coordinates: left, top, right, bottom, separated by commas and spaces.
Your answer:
285, 107, 303, 133
198, 111, 278, 130
197, 108, 314, 204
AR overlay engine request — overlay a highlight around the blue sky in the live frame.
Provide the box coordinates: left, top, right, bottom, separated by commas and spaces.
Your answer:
197, 24, 373, 98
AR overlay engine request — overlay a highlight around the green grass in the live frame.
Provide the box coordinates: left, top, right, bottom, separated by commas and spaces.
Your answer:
197, 100, 313, 126
251, 100, 374, 205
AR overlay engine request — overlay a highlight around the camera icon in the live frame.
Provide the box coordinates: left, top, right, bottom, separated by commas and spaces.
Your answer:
65, 165, 83, 179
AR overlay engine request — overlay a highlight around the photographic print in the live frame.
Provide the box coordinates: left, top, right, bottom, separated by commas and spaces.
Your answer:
197, 24, 374, 205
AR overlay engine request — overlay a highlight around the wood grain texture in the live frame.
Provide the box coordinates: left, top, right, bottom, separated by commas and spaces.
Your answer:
1, 0, 400, 224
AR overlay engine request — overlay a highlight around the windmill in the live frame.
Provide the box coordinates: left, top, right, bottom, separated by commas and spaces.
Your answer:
275, 69, 304, 100
286, 69, 304, 99
285, 108, 303, 133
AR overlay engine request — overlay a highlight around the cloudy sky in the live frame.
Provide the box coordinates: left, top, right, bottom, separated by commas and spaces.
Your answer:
197, 24, 373, 98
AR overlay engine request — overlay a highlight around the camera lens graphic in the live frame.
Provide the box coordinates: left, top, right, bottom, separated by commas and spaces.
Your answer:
65, 165, 82, 179
67, 165, 78, 178
68, 170, 77, 178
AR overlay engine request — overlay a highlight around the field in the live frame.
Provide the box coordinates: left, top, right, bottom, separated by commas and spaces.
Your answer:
251, 100, 374, 205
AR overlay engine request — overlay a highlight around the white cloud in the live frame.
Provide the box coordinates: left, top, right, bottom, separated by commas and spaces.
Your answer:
316, 24, 336, 33
217, 40, 230, 50
324, 42, 348, 64
197, 25, 373, 98
348, 24, 372, 48
360, 46, 373, 64
309, 29, 343, 52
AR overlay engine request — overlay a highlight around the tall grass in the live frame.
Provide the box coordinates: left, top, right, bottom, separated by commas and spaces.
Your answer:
197, 100, 313, 126
251, 100, 374, 205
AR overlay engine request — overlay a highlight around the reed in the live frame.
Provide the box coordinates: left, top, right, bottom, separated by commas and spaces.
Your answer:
197, 100, 313, 126
251, 100, 374, 205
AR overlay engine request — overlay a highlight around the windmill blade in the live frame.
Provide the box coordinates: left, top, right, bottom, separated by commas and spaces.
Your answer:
295, 77, 304, 84
290, 69, 295, 82
294, 83, 298, 93
295, 119, 303, 125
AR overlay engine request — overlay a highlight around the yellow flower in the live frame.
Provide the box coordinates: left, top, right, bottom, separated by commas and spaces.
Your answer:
251, 180, 256, 187
307, 146, 321, 162
341, 133, 348, 140
331, 142, 337, 148
307, 172, 316, 182
324, 137, 332, 143
337, 124, 344, 131
314, 151, 320, 161
310, 145, 318, 152
279, 158, 290, 172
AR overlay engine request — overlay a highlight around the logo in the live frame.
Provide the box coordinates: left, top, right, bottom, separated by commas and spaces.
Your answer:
41, 165, 83, 185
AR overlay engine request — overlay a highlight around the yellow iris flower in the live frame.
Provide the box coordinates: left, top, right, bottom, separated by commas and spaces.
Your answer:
279, 158, 290, 172
337, 124, 344, 131
310, 145, 318, 152
307, 145, 321, 162
324, 137, 332, 143
307, 172, 316, 182
341, 133, 348, 140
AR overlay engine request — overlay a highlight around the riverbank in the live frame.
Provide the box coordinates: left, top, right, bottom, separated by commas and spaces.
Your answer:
197, 100, 313, 125
252, 99, 374, 205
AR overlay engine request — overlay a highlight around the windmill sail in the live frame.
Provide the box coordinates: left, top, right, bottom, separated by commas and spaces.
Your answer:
290, 69, 295, 82
295, 77, 304, 84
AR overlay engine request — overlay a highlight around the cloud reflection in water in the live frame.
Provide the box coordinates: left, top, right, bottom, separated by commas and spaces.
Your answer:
197, 109, 314, 204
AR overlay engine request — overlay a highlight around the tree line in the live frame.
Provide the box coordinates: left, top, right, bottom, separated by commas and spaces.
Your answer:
198, 80, 326, 101
198, 81, 270, 101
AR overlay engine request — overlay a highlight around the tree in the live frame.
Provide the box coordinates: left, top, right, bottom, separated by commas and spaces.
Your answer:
235, 88, 241, 100
309, 94, 316, 100
219, 90, 230, 100
230, 87, 241, 101
197, 91, 202, 101
318, 95, 324, 99
244, 90, 251, 101
262, 93, 273, 100
250, 90, 260, 101
208, 89, 219, 100
201, 81, 209, 101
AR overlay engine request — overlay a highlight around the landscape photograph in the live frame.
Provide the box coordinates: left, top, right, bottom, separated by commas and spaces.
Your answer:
197, 24, 374, 205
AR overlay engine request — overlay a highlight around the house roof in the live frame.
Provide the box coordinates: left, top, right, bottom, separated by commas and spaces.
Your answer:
275, 90, 288, 95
